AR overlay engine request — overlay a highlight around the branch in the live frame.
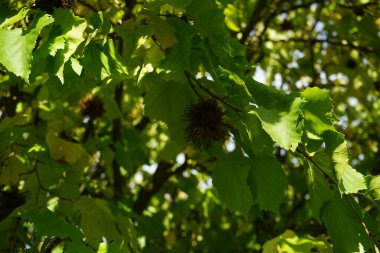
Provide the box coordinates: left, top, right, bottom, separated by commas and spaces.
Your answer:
276, 3, 315, 15
268, 37, 376, 53
308, 4, 323, 87
184, 71, 242, 114
246, 0, 286, 62
111, 40, 125, 201
241, 0, 267, 43
133, 161, 188, 214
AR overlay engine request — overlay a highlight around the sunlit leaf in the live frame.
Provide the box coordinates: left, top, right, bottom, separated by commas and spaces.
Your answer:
0, 11, 53, 81
321, 197, 372, 252
324, 131, 366, 194
252, 97, 305, 151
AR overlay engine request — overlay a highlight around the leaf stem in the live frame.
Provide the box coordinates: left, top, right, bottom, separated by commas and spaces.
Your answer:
184, 71, 242, 114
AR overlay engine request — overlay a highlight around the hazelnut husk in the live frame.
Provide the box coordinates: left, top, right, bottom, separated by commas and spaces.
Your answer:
78, 95, 105, 120
35, 0, 76, 13
184, 99, 231, 148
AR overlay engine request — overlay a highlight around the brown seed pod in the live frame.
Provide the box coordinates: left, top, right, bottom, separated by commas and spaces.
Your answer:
184, 99, 231, 149
35, 0, 76, 13
78, 95, 105, 120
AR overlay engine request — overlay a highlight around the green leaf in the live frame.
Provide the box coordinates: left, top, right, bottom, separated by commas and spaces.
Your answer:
248, 154, 287, 213
64, 242, 93, 253
160, 18, 195, 71
0, 12, 54, 82
82, 40, 128, 83
305, 159, 333, 217
144, 75, 194, 124
0, 7, 29, 29
74, 197, 119, 242
263, 230, 332, 253
212, 151, 253, 216
245, 78, 287, 109
115, 215, 140, 253
240, 112, 274, 155
324, 131, 366, 194
216, 66, 253, 108
252, 97, 305, 151
28, 209, 83, 241
160, 0, 192, 8
46, 132, 86, 164
33, 9, 87, 83
301, 87, 338, 135
321, 197, 372, 253
0, 155, 27, 185
367, 175, 380, 200
148, 15, 177, 50
187, 0, 228, 42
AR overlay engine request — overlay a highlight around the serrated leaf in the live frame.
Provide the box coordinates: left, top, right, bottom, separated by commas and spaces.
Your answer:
0, 155, 27, 185
144, 76, 194, 124
245, 78, 286, 109
160, 18, 195, 71
149, 15, 177, 50
305, 160, 333, 218
367, 176, 380, 200
33, 9, 86, 83
187, 0, 227, 42
252, 97, 305, 151
241, 112, 274, 155
0, 12, 54, 82
115, 215, 140, 253
248, 154, 287, 213
28, 209, 83, 241
46, 132, 86, 164
217, 66, 253, 108
82, 40, 128, 84
0, 7, 29, 29
74, 197, 119, 241
263, 230, 332, 253
301, 87, 337, 135
324, 131, 366, 194
321, 197, 372, 253
212, 151, 253, 216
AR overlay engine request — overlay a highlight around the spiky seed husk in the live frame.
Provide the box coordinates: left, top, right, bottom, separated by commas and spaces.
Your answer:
79, 96, 105, 120
35, 0, 76, 13
184, 99, 230, 148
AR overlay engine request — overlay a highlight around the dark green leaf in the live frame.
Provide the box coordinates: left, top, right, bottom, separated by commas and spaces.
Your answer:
213, 151, 253, 216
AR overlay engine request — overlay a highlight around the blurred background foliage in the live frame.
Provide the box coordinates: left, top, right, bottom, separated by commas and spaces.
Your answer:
0, 0, 380, 252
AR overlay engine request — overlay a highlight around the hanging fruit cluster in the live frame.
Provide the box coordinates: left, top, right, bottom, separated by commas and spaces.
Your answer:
184, 99, 231, 148
35, 0, 76, 13
78, 95, 105, 120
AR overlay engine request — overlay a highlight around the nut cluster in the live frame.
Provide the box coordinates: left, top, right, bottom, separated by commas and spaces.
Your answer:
184, 99, 231, 149
35, 0, 76, 13
78, 95, 105, 120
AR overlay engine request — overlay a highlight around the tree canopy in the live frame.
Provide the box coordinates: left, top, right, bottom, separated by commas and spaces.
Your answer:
0, 0, 380, 252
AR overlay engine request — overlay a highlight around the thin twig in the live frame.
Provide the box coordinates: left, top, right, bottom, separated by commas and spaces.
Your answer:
185, 72, 242, 114
268, 37, 376, 53
184, 71, 204, 99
